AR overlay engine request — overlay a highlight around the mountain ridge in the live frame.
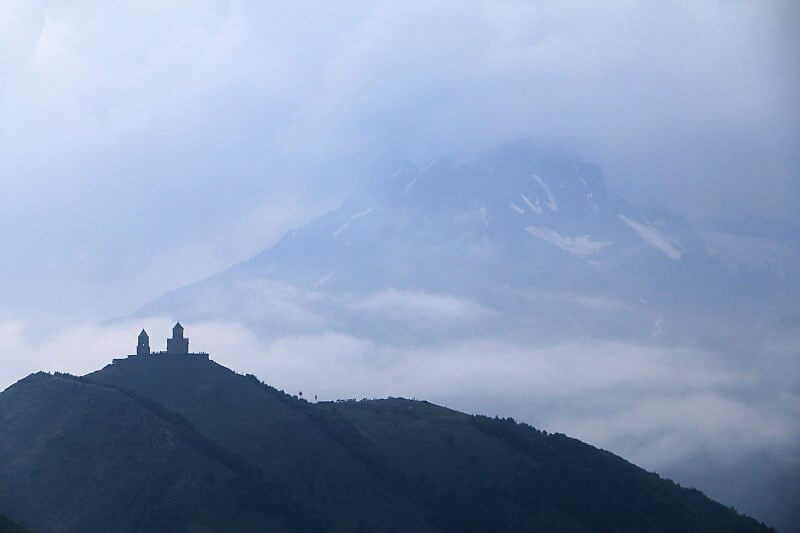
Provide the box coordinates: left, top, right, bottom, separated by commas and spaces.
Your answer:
0, 512, 30, 533
124, 144, 799, 531
0, 354, 775, 532
138, 145, 798, 343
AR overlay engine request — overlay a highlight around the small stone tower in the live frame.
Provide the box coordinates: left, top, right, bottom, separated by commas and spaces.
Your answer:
136, 329, 150, 356
166, 322, 189, 354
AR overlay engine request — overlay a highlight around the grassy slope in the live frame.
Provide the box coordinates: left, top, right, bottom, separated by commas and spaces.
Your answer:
0, 372, 321, 533
90, 356, 435, 532
0, 513, 30, 533
89, 356, 772, 533
330, 398, 773, 532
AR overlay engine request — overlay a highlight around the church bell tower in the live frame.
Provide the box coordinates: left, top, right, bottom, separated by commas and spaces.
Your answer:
136, 329, 150, 356
166, 322, 189, 354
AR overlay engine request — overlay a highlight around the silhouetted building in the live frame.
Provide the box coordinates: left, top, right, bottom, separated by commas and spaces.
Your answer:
136, 329, 150, 356
119, 322, 207, 362
166, 322, 189, 354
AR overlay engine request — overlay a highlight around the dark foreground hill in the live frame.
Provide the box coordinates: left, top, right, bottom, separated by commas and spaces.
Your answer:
0, 355, 773, 533
0, 512, 29, 533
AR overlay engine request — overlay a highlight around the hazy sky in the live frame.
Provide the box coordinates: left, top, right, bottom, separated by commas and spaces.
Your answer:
1, 0, 798, 316
1, 5, 798, 526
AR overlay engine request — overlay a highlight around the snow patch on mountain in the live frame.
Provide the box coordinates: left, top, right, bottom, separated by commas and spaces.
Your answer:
314, 272, 333, 287
520, 193, 542, 215
404, 175, 418, 194
619, 215, 682, 259
333, 208, 374, 237
525, 226, 612, 256
533, 174, 558, 211
651, 317, 665, 338
586, 192, 599, 213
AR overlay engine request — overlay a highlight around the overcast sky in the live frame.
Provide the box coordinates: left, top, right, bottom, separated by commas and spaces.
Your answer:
1, 0, 798, 315
1, 4, 798, 525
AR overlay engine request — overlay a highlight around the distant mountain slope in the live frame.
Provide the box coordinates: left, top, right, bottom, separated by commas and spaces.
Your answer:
139, 144, 797, 341
126, 143, 798, 531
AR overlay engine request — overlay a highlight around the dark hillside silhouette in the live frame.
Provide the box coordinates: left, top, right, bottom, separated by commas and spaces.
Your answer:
0, 513, 30, 533
0, 353, 775, 532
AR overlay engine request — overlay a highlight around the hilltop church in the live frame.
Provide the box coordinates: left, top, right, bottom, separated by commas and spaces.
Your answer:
123, 322, 208, 361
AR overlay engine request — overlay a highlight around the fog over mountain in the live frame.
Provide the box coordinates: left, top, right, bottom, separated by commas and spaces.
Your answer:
1, 0, 798, 315
132, 145, 799, 529
1, 1, 798, 531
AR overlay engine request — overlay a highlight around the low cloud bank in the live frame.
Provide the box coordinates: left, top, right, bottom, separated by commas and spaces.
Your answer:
2, 316, 796, 476
347, 289, 498, 325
